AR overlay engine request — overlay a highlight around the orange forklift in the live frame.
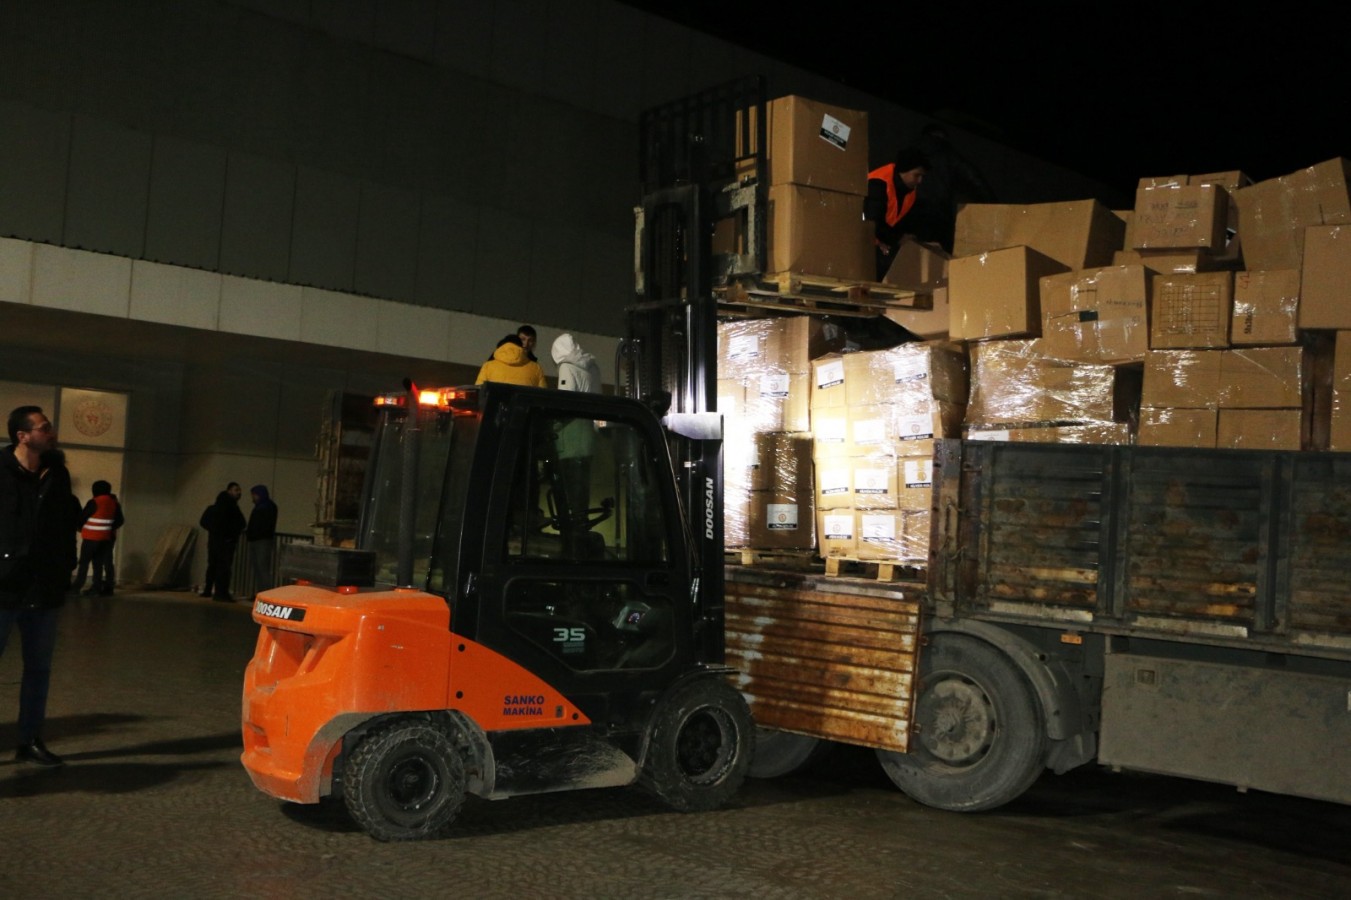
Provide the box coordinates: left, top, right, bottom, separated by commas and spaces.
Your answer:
242, 79, 768, 840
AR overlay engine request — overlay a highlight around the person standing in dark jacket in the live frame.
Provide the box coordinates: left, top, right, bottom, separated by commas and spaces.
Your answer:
0, 406, 78, 767
199, 482, 246, 602
246, 484, 278, 599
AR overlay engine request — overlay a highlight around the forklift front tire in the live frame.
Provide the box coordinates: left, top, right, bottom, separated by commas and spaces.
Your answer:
640, 677, 753, 812
343, 718, 467, 841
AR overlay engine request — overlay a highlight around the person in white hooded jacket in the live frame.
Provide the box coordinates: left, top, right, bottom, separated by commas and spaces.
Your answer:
550, 334, 602, 553
551, 333, 601, 395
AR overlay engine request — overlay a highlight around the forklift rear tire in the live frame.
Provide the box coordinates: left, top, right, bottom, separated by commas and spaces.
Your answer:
344, 718, 466, 841
876, 634, 1046, 812
641, 677, 753, 812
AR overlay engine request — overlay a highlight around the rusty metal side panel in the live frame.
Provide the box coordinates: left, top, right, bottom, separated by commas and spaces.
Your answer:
1288, 455, 1351, 641
723, 572, 921, 752
963, 443, 1110, 619
1121, 451, 1270, 629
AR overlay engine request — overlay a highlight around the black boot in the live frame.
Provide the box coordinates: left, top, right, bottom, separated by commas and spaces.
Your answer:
15, 738, 64, 767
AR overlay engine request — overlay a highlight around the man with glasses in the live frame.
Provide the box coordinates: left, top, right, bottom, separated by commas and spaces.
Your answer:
0, 405, 78, 766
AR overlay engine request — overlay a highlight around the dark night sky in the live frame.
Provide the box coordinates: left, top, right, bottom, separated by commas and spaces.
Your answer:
623, 2, 1349, 196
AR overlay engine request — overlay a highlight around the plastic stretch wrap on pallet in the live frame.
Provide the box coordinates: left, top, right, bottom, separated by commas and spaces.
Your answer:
967, 338, 1119, 429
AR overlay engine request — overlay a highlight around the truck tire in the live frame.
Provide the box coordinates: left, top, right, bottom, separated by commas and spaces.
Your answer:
344, 718, 466, 841
876, 634, 1046, 812
641, 677, 753, 812
748, 729, 831, 779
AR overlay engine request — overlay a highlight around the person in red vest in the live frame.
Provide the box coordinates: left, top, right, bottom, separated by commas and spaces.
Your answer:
73, 479, 123, 596
865, 148, 930, 280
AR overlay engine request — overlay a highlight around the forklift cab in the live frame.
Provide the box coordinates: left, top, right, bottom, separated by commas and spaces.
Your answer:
360, 382, 699, 709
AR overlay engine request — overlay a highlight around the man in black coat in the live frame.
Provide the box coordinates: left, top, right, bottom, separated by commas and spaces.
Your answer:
200, 482, 246, 602
0, 406, 78, 766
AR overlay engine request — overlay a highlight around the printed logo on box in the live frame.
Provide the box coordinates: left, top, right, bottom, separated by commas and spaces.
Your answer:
818, 114, 851, 151
819, 468, 850, 495
898, 413, 935, 440
893, 358, 928, 383
726, 334, 760, 361
759, 373, 790, 398
815, 359, 845, 390
904, 458, 933, 488
823, 514, 854, 539
861, 514, 896, 542
853, 418, 887, 445
854, 468, 890, 495
815, 417, 847, 443
766, 504, 799, 530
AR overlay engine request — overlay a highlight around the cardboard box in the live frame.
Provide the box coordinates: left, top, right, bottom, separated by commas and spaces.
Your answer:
1298, 225, 1351, 329
718, 316, 848, 375
810, 355, 849, 409
1234, 158, 1351, 271
810, 409, 850, 457
856, 509, 930, 561
744, 372, 810, 433
885, 285, 951, 340
1222, 346, 1304, 409
1217, 409, 1302, 451
751, 432, 813, 493
882, 237, 950, 291
851, 454, 900, 510
817, 510, 857, 558
1150, 271, 1233, 349
1132, 183, 1226, 249
841, 342, 969, 407
1114, 248, 1222, 275
967, 339, 1118, 426
954, 199, 1125, 270
847, 403, 901, 453
1141, 348, 1304, 409
748, 490, 815, 550
766, 96, 870, 196
815, 459, 853, 510
965, 423, 1133, 445
1142, 350, 1222, 408
1137, 408, 1218, 448
1041, 265, 1150, 365
767, 184, 873, 280
1231, 270, 1300, 345
949, 246, 1070, 341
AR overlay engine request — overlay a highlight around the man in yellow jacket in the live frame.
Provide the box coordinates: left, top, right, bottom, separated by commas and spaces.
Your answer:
476, 335, 547, 387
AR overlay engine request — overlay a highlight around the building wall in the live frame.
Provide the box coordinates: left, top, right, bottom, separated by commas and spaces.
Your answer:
0, 1, 1122, 589
0, 1, 1120, 337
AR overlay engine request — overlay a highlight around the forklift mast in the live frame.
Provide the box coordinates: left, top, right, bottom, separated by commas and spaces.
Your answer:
623, 77, 766, 663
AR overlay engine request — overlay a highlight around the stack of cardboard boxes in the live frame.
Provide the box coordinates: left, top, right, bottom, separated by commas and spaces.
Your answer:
718, 92, 1351, 564
759, 96, 873, 281
719, 316, 844, 550
810, 343, 967, 562
947, 199, 1136, 444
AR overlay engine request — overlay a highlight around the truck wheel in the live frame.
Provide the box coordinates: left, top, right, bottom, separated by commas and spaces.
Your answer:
641, 677, 753, 812
749, 729, 831, 779
344, 719, 466, 841
876, 634, 1046, 812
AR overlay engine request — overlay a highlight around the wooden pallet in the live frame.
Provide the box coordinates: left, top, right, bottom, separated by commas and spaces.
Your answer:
725, 547, 820, 570
718, 274, 927, 318
823, 556, 925, 582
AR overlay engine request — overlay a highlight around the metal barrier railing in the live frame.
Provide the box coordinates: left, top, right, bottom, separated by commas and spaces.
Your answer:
229, 532, 314, 600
